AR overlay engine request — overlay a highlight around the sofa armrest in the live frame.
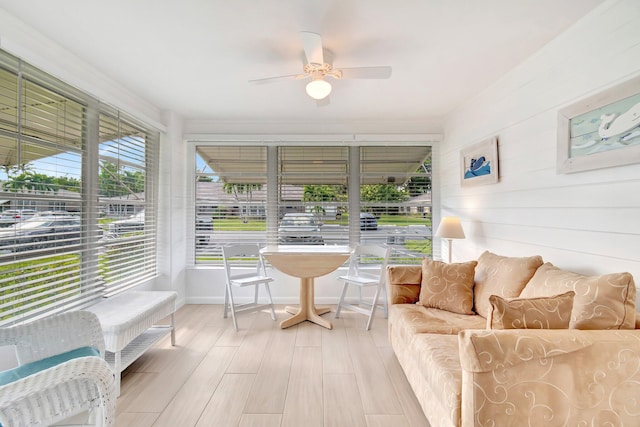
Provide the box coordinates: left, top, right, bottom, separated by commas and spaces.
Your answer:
458, 329, 640, 426
386, 265, 422, 305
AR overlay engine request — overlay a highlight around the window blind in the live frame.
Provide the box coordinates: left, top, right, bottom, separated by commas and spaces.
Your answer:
277, 146, 349, 246
98, 109, 159, 296
0, 49, 159, 326
192, 142, 432, 266
359, 146, 432, 264
194, 145, 268, 265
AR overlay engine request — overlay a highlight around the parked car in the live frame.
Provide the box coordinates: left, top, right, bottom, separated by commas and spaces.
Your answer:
0, 209, 38, 227
359, 212, 378, 230
35, 210, 78, 217
106, 211, 145, 238
0, 215, 81, 252
106, 211, 213, 246
195, 215, 213, 247
278, 213, 324, 245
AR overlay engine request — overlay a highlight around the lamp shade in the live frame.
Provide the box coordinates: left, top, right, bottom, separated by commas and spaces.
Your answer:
306, 78, 332, 100
435, 217, 465, 239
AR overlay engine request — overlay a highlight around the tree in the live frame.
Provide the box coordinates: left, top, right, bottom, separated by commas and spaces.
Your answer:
405, 161, 432, 197
361, 184, 408, 215
2, 171, 57, 193
1, 161, 80, 194
53, 176, 81, 192
303, 185, 344, 220
1, 162, 32, 178
406, 175, 431, 197
223, 182, 262, 222
99, 161, 145, 198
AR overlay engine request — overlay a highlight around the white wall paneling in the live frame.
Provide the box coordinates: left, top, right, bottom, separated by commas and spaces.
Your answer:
3, 0, 639, 307
440, 0, 640, 293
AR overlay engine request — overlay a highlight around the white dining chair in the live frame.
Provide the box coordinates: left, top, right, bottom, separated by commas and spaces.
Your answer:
335, 243, 391, 330
222, 243, 277, 331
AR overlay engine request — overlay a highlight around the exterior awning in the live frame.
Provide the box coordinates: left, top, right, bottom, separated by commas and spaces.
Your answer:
196, 145, 431, 185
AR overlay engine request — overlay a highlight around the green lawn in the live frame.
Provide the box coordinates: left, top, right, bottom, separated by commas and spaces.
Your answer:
0, 254, 81, 322
209, 213, 431, 231
213, 217, 266, 231
406, 238, 432, 255
195, 213, 432, 264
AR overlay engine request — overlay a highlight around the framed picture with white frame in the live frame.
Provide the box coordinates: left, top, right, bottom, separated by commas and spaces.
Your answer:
460, 137, 499, 186
557, 75, 640, 174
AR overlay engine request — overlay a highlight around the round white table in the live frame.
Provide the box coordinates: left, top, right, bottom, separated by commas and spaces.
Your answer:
260, 245, 352, 329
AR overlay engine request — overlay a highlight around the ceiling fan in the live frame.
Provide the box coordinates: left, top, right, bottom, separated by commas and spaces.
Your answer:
249, 31, 392, 104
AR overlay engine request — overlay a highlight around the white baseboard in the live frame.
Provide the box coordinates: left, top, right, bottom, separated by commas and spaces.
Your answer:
185, 296, 343, 305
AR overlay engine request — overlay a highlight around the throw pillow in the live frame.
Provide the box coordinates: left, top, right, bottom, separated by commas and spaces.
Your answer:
417, 258, 477, 315
520, 263, 636, 329
486, 291, 575, 330
387, 265, 422, 304
473, 251, 544, 318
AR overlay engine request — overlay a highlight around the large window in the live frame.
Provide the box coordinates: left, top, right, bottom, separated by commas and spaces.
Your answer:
0, 50, 159, 325
193, 143, 431, 265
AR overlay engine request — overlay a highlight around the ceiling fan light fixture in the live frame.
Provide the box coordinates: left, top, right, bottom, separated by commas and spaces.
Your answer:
305, 78, 332, 100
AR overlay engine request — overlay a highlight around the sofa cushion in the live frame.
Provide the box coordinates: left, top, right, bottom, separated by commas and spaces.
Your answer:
0, 346, 101, 386
520, 262, 636, 329
486, 291, 575, 330
387, 265, 422, 304
389, 304, 486, 345
473, 251, 544, 318
417, 259, 477, 315
409, 334, 462, 427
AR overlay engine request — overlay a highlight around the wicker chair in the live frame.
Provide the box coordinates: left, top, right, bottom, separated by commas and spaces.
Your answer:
0, 311, 116, 427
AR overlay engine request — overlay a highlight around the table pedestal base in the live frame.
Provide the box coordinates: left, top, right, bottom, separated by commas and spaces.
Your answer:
280, 277, 333, 330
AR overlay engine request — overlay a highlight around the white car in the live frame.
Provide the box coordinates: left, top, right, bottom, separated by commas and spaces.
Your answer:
0, 209, 38, 227
106, 211, 145, 238
0, 214, 81, 252
278, 213, 324, 245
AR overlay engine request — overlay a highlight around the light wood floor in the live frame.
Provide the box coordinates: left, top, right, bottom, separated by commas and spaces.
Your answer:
115, 304, 430, 427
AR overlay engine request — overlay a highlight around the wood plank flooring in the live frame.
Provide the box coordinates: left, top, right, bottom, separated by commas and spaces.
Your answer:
115, 304, 430, 427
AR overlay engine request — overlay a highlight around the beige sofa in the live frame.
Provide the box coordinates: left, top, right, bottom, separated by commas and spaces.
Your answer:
387, 251, 639, 427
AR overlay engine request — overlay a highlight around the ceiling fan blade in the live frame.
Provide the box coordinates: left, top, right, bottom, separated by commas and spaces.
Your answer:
248, 74, 305, 85
300, 31, 324, 65
339, 66, 392, 79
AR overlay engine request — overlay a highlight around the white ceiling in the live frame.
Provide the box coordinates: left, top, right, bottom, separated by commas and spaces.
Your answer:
0, 0, 604, 126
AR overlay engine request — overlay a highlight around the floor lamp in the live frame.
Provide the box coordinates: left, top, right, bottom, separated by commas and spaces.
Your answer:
435, 217, 465, 263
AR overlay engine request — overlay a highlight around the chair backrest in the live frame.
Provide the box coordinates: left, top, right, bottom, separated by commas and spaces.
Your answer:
0, 311, 106, 364
347, 244, 391, 284
222, 243, 267, 279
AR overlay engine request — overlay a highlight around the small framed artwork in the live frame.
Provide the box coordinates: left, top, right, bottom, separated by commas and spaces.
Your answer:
460, 137, 499, 186
557, 75, 640, 174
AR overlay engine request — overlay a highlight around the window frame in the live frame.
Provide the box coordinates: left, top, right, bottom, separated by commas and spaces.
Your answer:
188, 139, 435, 266
0, 50, 160, 326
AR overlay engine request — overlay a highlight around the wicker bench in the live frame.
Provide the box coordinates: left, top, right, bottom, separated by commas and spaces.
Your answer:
86, 291, 177, 395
